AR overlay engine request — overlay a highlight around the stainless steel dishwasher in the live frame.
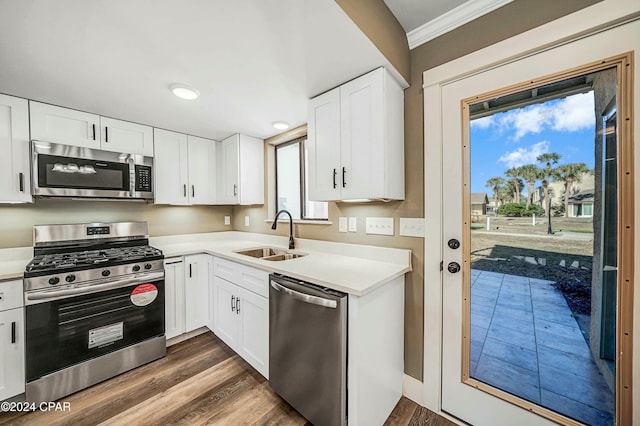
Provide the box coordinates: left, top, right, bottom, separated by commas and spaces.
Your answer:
269, 273, 348, 426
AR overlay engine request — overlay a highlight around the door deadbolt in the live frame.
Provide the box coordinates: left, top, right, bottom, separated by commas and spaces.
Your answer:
448, 239, 460, 249
447, 262, 461, 273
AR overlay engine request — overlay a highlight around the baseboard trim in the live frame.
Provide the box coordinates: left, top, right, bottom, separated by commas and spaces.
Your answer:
166, 327, 210, 346
402, 374, 425, 406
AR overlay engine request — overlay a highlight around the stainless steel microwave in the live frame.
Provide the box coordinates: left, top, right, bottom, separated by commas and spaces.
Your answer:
31, 141, 154, 200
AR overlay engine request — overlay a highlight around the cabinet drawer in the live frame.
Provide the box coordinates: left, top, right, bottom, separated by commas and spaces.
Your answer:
213, 257, 269, 297
0, 280, 23, 311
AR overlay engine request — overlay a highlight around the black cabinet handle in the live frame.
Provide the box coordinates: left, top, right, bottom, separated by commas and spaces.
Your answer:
333, 168, 337, 189
183, 184, 187, 197
189, 264, 192, 278
11, 322, 16, 344
342, 167, 346, 188
92, 124, 96, 141
192, 185, 195, 198
19, 172, 24, 192
236, 298, 240, 315
105, 126, 109, 142
231, 295, 235, 312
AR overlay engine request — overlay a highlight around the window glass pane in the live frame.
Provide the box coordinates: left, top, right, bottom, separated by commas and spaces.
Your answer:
304, 142, 328, 220
583, 203, 593, 216
276, 142, 301, 219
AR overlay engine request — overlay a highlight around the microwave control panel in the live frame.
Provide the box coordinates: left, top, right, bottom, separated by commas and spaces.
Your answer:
135, 165, 153, 192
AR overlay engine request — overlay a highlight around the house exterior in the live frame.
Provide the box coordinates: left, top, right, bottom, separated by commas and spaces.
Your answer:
533, 171, 594, 213
470, 192, 488, 216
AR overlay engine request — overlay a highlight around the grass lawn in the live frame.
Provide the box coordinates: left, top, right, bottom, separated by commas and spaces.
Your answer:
480, 216, 594, 235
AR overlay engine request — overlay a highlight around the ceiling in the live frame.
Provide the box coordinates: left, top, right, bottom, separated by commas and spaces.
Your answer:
0, 1, 510, 143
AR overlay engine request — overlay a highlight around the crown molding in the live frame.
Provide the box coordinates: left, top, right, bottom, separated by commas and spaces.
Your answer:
407, 0, 513, 50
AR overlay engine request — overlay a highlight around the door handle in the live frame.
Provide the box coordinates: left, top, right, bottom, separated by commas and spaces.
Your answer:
11, 322, 16, 344
333, 168, 337, 189
19, 172, 24, 192
231, 295, 235, 312
236, 297, 240, 315
447, 262, 461, 274
342, 167, 346, 188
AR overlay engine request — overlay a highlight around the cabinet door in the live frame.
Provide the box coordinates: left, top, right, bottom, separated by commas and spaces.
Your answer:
213, 277, 240, 350
0, 94, 31, 203
187, 135, 216, 204
307, 88, 341, 201
153, 129, 189, 205
164, 258, 185, 340
339, 69, 384, 200
217, 135, 239, 204
29, 101, 100, 149
238, 135, 264, 205
184, 254, 210, 332
0, 307, 25, 401
237, 287, 269, 378
100, 117, 153, 156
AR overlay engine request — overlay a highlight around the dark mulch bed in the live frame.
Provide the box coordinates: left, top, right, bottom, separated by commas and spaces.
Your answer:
552, 277, 591, 315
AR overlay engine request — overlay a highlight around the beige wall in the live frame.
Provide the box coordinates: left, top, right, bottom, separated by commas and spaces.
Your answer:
0, 200, 233, 248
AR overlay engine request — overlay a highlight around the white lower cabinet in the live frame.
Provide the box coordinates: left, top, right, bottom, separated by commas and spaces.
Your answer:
212, 257, 268, 378
164, 258, 185, 340
0, 280, 25, 401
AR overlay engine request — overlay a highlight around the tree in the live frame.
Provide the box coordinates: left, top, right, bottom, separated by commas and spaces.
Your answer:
519, 164, 543, 208
497, 184, 514, 205
485, 176, 506, 215
553, 163, 591, 217
504, 168, 522, 203
537, 152, 561, 234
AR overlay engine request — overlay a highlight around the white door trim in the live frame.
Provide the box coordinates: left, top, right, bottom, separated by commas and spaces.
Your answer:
422, 0, 640, 420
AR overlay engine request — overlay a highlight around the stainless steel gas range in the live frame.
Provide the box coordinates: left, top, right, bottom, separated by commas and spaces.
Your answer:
23, 221, 166, 403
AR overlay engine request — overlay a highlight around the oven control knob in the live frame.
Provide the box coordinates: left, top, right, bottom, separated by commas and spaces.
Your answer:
101, 270, 111, 277
144, 263, 152, 270
48, 277, 60, 285
65, 274, 76, 283
132, 265, 141, 272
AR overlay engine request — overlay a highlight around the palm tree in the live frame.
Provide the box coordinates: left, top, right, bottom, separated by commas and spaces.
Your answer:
519, 164, 543, 208
553, 163, 591, 217
485, 176, 506, 215
537, 153, 561, 234
504, 168, 522, 203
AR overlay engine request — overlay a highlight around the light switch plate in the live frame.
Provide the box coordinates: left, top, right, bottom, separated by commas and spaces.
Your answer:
366, 217, 394, 236
399, 218, 425, 237
348, 217, 357, 232
244, 216, 250, 226
338, 217, 348, 233
224, 216, 231, 225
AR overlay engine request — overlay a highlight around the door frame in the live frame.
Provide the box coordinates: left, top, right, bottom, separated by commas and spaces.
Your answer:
419, 3, 639, 424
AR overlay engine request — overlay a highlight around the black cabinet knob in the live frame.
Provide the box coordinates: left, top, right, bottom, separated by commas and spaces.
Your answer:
132, 265, 141, 272
101, 270, 111, 277
65, 274, 76, 283
144, 263, 152, 270
48, 277, 60, 285
447, 262, 461, 274
448, 239, 460, 249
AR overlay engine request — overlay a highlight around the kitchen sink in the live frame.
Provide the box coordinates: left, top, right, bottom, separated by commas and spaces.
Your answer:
234, 247, 307, 261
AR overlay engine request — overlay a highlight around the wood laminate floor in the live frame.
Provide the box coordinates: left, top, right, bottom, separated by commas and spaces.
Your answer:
0, 332, 455, 426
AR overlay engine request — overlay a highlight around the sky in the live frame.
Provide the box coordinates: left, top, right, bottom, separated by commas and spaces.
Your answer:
470, 91, 596, 196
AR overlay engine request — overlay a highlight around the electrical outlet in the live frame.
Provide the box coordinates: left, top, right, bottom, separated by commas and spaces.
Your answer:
244, 216, 250, 226
348, 217, 357, 232
366, 217, 394, 236
399, 218, 425, 237
338, 217, 348, 233
224, 216, 231, 225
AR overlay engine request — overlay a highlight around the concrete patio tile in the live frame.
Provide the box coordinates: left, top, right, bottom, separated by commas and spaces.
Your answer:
499, 282, 531, 296
471, 303, 494, 318
473, 278, 502, 289
541, 389, 613, 426
471, 312, 492, 329
534, 318, 584, 341
531, 299, 569, 314
493, 305, 534, 322
477, 271, 505, 279
471, 294, 498, 308
529, 278, 555, 285
496, 294, 532, 312
500, 273, 529, 283
533, 307, 580, 327
530, 289, 568, 306
474, 354, 541, 404
470, 324, 488, 344
539, 364, 615, 413
536, 329, 592, 359
481, 337, 538, 372
470, 339, 483, 365
537, 345, 604, 381
486, 323, 537, 351
471, 286, 500, 298
489, 313, 534, 336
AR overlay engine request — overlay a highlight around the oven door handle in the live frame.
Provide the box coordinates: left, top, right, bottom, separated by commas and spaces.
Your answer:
25, 272, 165, 305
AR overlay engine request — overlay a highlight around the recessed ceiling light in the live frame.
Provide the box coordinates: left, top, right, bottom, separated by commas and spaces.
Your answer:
272, 121, 290, 130
170, 84, 200, 100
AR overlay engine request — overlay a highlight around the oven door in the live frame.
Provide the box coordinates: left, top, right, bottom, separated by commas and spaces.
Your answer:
25, 276, 165, 382
31, 140, 134, 198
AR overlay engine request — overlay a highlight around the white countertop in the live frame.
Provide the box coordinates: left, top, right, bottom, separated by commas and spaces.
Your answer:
0, 232, 412, 296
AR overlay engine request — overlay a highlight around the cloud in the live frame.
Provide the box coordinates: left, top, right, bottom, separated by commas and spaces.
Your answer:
473, 92, 595, 140
498, 141, 550, 168
470, 115, 494, 129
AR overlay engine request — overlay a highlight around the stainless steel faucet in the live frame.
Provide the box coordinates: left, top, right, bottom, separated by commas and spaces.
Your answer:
271, 210, 295, 249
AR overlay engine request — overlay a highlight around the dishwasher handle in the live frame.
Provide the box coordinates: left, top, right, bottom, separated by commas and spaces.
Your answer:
270, 280, 337, 309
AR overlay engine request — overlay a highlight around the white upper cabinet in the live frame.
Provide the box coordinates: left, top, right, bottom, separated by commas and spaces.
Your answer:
307, 67, 404, 201
30, 101, 100, 149
154, 129, 216, 205
0, 94, 32, 203
217, 134, 264, 205
30, 101, 153, 156
100, 117, 154, 156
